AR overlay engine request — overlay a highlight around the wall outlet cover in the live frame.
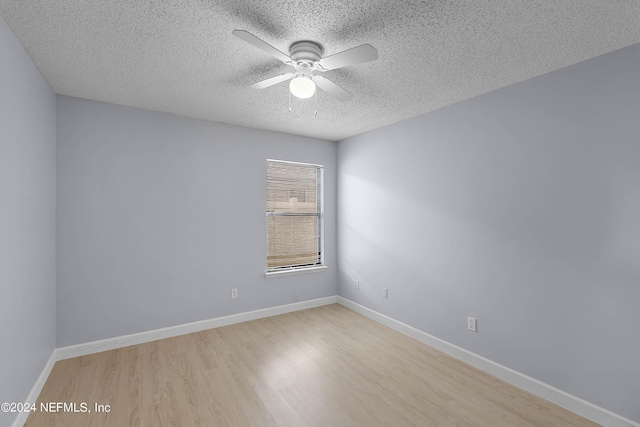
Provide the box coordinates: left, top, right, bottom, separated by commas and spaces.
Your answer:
467, 316, 477, 332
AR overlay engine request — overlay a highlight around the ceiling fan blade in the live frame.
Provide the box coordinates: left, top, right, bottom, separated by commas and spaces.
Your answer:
314, 76, 353, 101
232, 30, 291, 63
318, 44, 378, 71
251, 73, 295, 89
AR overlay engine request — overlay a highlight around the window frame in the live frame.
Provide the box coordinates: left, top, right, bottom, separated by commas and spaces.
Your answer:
264, 159, 327, 278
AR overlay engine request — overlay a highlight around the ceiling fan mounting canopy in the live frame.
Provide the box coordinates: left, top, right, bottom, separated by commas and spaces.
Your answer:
232, 29, 378, 102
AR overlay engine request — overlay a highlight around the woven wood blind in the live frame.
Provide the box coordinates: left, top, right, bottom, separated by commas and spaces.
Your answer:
267, 160, 322, 270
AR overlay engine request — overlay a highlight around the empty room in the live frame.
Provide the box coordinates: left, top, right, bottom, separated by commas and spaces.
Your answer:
1, 1, 639, 426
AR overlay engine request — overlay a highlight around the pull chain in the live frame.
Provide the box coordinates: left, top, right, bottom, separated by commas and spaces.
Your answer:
314, 90, 317, 117
286, 88, 318, 116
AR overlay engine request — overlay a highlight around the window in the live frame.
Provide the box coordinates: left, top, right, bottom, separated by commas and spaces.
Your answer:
266, 160, 324, 274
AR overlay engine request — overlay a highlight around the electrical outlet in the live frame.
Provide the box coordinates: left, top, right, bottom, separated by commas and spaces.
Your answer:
294, 291, 299, 302
231, 288, 238, 299
355, 279, 359, 289
383, 287, 389, 298
467, 317, 477, 332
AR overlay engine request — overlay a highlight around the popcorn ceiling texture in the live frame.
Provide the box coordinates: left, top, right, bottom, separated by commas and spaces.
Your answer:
1, 0, 640, 141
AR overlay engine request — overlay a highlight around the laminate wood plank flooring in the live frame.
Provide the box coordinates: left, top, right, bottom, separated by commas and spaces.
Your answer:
25, 304, 600, 426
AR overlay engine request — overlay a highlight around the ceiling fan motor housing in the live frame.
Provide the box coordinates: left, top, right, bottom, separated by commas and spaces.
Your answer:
289, 41, 323, 64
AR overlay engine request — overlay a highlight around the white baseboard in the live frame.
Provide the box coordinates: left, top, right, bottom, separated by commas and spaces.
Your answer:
337, 296, 639, 427
11, 350, 57, 427
19, 296, 638, 427
57, 296, 337, 360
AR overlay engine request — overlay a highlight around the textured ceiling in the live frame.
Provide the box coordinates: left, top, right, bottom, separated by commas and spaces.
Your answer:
2, 1, 640, 141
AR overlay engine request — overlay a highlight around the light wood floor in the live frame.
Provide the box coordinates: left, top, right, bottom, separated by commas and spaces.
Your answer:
26, 304, 599, 426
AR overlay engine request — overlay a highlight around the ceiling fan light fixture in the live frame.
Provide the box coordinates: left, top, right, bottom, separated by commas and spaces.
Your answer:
289, 75, 316, 99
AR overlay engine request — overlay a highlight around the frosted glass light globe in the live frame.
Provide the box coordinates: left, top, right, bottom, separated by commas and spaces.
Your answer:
289, 76, 316, 99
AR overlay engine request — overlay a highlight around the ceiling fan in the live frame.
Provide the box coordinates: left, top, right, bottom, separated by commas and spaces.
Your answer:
233, 30, 378, 103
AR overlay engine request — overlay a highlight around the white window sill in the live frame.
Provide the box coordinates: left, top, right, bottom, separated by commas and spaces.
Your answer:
264, 265, 328, 278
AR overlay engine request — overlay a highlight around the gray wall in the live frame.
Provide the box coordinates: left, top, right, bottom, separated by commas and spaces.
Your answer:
337, 43, 640, 423
56, 96, 337, 347
0, 14, 56, 427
